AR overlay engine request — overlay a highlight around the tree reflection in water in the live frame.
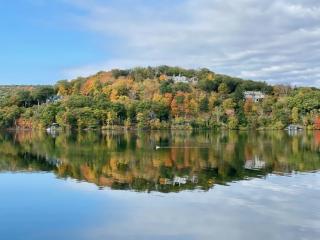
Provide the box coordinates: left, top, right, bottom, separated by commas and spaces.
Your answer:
0, 130, 319, 192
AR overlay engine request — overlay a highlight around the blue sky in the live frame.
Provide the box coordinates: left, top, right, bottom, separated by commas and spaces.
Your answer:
1, 0, 320, 86
0, 1, 111, 84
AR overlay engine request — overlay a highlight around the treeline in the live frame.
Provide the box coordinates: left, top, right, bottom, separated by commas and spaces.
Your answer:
1, 66, 320, 130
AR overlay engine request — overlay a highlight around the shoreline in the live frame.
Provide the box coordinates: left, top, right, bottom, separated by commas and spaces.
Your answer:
3, 126, 315, 133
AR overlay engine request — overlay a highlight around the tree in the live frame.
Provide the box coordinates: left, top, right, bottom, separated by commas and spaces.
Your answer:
31, 87, 55, 105
228, 116, 239, 129
4, 66, 320, 131
76, 107, 99, 129
218, 83, 229, 95
0, 106, 21, 128
111, 69, 130, 78
136, 112, 149, 129
233, 85, 244, 103
314, 116, 320, 129
160, 81, 173, 94
288, 89, 320, 113
113, 98, 128, 113
291, 107, 299, 124
37, 104, 59, 127
197, 68, 214, 80
107, 111, 117, 126
199, 97, 209, 112
236, 106, 247, 126
198, 79, 218, 92
65, 95, 92, 108
223, 98, 235, 111
244, 99, 254, 113
14, 90, 32, 107
273, 85, 292, 96
56, 110, 77, 128
173, 83, 191, 93
56, 80, 71, 96
152, 102, 170, 121
171, 92, 186, 117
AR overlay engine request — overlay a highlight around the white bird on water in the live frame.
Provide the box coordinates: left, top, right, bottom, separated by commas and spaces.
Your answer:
155, 145, 208, 150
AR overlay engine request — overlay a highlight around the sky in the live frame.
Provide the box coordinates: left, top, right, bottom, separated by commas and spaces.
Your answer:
0, 0, 320, 86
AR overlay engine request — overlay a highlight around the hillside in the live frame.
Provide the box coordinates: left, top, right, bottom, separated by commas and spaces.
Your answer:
1, 66, 320, 130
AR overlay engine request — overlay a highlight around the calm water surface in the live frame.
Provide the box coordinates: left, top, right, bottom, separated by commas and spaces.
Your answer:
0, 130, 319, 240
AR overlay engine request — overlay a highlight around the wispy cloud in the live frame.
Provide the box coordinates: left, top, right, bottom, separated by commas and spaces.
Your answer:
62, 0, 320, 86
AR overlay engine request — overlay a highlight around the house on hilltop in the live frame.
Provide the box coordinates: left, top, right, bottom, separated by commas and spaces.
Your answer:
173, 74, 187, 83
168, 74, 197, 84
244, 91, 265, 102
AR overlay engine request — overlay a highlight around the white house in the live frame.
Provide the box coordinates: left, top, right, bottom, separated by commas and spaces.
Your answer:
244, 91, 265, 102
46, 95, 62, 104
172, 74, 188, 83
169, 74, 198, 84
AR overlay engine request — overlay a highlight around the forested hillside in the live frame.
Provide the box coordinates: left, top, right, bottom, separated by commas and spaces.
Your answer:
1, 66, 320, 130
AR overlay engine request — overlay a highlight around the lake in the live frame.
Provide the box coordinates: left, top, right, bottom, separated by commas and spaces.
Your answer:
0, 130, 319, 240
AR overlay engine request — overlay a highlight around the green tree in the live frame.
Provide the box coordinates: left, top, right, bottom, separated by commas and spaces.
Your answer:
56, 110, 77, 128
218, 83, 229, 94
0, 106, 21, 128
223, 98, 235, 110
198, 79, 218, 92
37, 104, 59, 128
107, 111, 117, 126
160, 81, 173, 94
199, 97, 209, 112
228, 116, 239, 129
32, 87, 55, 105
76, 107, 99, 129
291, 107, 299, 124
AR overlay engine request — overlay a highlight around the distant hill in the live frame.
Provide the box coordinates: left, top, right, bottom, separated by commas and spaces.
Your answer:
1, 66, 320, 131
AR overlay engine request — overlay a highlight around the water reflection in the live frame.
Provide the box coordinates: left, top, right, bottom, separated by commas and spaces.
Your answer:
0, 130, 320, 192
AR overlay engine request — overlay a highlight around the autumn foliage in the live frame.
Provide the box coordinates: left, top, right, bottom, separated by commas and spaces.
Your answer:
1, 66, 320, 130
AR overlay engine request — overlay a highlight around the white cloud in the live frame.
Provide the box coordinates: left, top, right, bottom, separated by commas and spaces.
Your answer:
62, 0, 320, 86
